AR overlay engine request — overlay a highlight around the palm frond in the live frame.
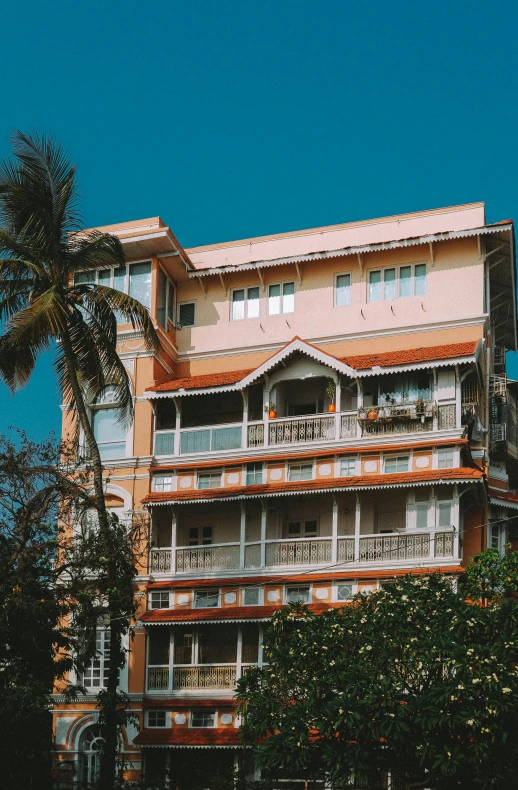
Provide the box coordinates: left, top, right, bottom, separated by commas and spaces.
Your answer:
0, 323, 53, 390
80, 284, 159, 351
68, 230, 125, 273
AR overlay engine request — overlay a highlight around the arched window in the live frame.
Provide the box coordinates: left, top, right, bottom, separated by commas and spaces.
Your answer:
91, 386, 126, 460
79, 726, 104, 787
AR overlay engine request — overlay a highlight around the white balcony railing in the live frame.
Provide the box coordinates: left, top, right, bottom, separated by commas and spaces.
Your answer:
358, 401, 436, 436
175, 543, 240, 573
265, 538, 332, 566
150, 548, 172, 573
269, 414, 335, 446
172, 665, 237, 690
147, 667, 169, 691
359, 530, 454, 563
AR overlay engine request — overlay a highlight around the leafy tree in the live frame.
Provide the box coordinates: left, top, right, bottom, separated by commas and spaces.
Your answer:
0, 131, 159, 789
237, 566, 518, 789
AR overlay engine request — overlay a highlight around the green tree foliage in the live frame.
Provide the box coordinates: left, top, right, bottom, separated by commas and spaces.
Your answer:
0, 131, 158, 789
236, 567, 518, 789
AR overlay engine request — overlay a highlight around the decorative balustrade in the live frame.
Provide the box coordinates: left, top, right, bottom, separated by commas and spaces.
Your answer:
269, 415, 335, 446
248, 422, 265, 448
244, 542, 261, 568
265, 538, 332, 567
173, 666, 236, 690
149, 548, 172, 573
147, 667, 169, 691
175, 543, 240, 573
438, 404, 456, 430
359, 531, 441, 563
337, 537, 355, 563
340, 413, 357, 438
434, 530, 454, 558
359, 401, 436, 436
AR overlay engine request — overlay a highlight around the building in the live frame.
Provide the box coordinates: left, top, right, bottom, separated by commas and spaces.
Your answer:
52, 202, 518, 787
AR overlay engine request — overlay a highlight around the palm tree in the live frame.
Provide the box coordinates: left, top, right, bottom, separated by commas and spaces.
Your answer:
0, 131, 159, 789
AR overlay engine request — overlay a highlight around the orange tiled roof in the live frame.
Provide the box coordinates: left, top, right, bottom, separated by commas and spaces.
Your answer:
142, 467, 483, 504
140, 603, 339, 624
341, 341, 478, 371
147, 369, 253, 393
490, 491, 518, 504
145, 565, 465, 591
134, 728, 241, 747
152, 438, 468, 472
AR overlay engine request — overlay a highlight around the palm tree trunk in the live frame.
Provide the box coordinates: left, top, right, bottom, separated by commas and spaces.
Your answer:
60, 331, 122, 790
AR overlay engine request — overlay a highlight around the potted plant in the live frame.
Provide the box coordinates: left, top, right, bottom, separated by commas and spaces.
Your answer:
325, 379, 336, 413
367, 407, 378, 420
265, 402, 277, 419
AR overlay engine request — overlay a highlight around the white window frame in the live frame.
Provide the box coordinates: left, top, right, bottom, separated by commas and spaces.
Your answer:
242, 586, 263, 606
246, 462, 263, 486
190, 710, 217, 728
285, 520, 319, 539
193, 589, 220, 608
285, 585, 311, 604
153, 473, 174, 492
75, 259, 152, 311
335, 583, 355, 602
334, 273, 352, 307
147, 710, 169, 728
178, 300, 196, 328
157, 264, 176, 330
384, 455, 410, 474
90, 386, 127, 462
149, 591, 171, 610
231, 286, 261, 321
268, 281, 295, 315
367, 263, 427, 303
437, 449, 454, 469
197, 471, 222, 489
81, 628, 111, 690
288, 463, 314, 482
188, 526, 213, 546
340, 457, 357, 477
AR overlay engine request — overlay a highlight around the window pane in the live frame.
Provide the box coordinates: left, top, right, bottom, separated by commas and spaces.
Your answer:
167, 281, 175, 325
369, 270, 382, 301
247, 287, 260, 318
98, 269, 111, 287
384, 269, 396, 300
148, 711, 166, 727
286, 586, 310, 603
282, 282, 295, 313
437, 503, 452, 528
148, 627, 170, 665
198, 624, 237, 663
113, 266, 126, 292
268, 284, 281, 314
92, 408, 125, 444
194, 590, 219, 608
415, 503, 429, 529
243, 587, 259, 605
191, 711, 216, 728
74, 271, 95, 285
340, 458, 356, 476
157, 269, 167, 327
399, 266, 412, 297
246, 462, 262, 485
415, 264, 427, 296
337, 584, 353, 601
179, 302, 195, 327
232, 289, 245, 320
174, 628, 193, 664
289, 464, 313, 481
242, 624, 260, 663
129, 262, 152, 309
335, 274, 351, 306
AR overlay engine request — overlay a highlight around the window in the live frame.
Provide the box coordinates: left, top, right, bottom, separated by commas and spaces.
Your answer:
154, 474, 173, 492
438, 449, 454, 469
243, 587, 260, 606
340, 457, 357, 477
148, 711, 167, 728
191, 711, 216, 728
246, 462, 263, 486
91, 386, 126, 461
75, 261, 152, 317
157, 268, 175, 329
188, 526, 212, 546
194, 589, 219, 608
150, 592, 170, 610
414, 489, 430, 530
241, 623, 260, 664
384, 455, 409, 474
368, 264, 427, 302
336, 584, 354, 601
286, 520, 318, 538
436, 488, 453, 528
285, 586, 311, 604
173, 628, 193, 664
148, 627, 170, 666
335, 274, 351, 306
232, 287, 260, 320
178, 301, 196, 328
268, 282, 295, 315
288, 463, 313, 482
82, 630, 110, 689
197, 471, 222, 489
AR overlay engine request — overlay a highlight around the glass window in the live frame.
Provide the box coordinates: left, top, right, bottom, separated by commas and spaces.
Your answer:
491, 525, 501, 550
157, 269, 175, 329
190, 711, 216, 728
246, 462, 263, 486
247, 287, 260, 318
241, 623, 260, 664
128, 262, 152, 309
150, 592, 170, 610
384, 268, 396, 300
288, 463, 313, 482
415, 503, 429, 529
335, 274, 351, 306
148, 627, 170, 666
193, 589, 219, 608
148, 711, 167, 728
173, 628, 193, 664
188, 526, 212, 546
268, 282, 295, 314
198, 624, 237, 663
282, 281, 295, 313
243, 587, 260, 606
438, 449, 454, 469
179, 302, 196, 328
340, 457, 357, 476
436, 502, 453, 528
231, 289, 245, 321
268, 284, 281, 315
197, 472, 222, 489
287, 520, 318, 538
369, 270, 382, 302
285, 586, 311, 604
384, 456, 409, 474
399, 266, 412, 298
154, 474, 173, 492
81, 630, 110, 689
91, 387, 126, 461
336, 584, 354, 601
414, 263, 427, 296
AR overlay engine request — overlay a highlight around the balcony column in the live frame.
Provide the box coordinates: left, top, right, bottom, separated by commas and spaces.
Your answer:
263, 375, 270, 447
239, 502, 246, 569
236, 625, 243, 681
241, 389, 249, 450
260, 499, 267, 567
356, 378, 363, 438
455, 365, 461, 430
173, 397, 181, 457
432, 369, 438, 430
334, 378, 342, 441
171, 506, 177, 574
453, 484, 460, 559
354, 493, 361, 561
331, 494, 338, 564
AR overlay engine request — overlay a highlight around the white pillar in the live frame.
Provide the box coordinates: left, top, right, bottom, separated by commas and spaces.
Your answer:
236, 625, 243, 680
432, 368, 438, 431
173, 397, 181, 457
354, 493, 361, 561
263, 377, 271, 448
453, 484, 460, 559
240, 502, 246, 569
260, 500, 267, 567
241, 389, 248, 450
171, 506, 177, 574
455, 365, 461, 430
356, 378, 363, 438
334, 377, 342, 441
331, 495, 338, 564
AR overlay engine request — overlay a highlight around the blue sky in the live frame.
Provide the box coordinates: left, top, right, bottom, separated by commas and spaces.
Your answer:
1, 0, 518, 440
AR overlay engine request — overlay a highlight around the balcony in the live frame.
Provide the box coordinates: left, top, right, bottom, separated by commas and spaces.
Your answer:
264, 538, 332, 566
359, 531, 453, 563
175, 543, 240, 573
172, 665, 236, 690
358, 401, 436, 436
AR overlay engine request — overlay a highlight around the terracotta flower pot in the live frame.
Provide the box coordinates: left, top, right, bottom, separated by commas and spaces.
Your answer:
328, 404, 336, 413
368, 409, 377, 420
269, 410, 277, 419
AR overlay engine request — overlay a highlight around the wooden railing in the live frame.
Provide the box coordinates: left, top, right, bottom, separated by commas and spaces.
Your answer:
147, 667, 169, 691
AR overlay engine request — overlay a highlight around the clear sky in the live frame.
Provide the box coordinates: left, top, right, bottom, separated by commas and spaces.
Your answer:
1, 0, 518, 441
